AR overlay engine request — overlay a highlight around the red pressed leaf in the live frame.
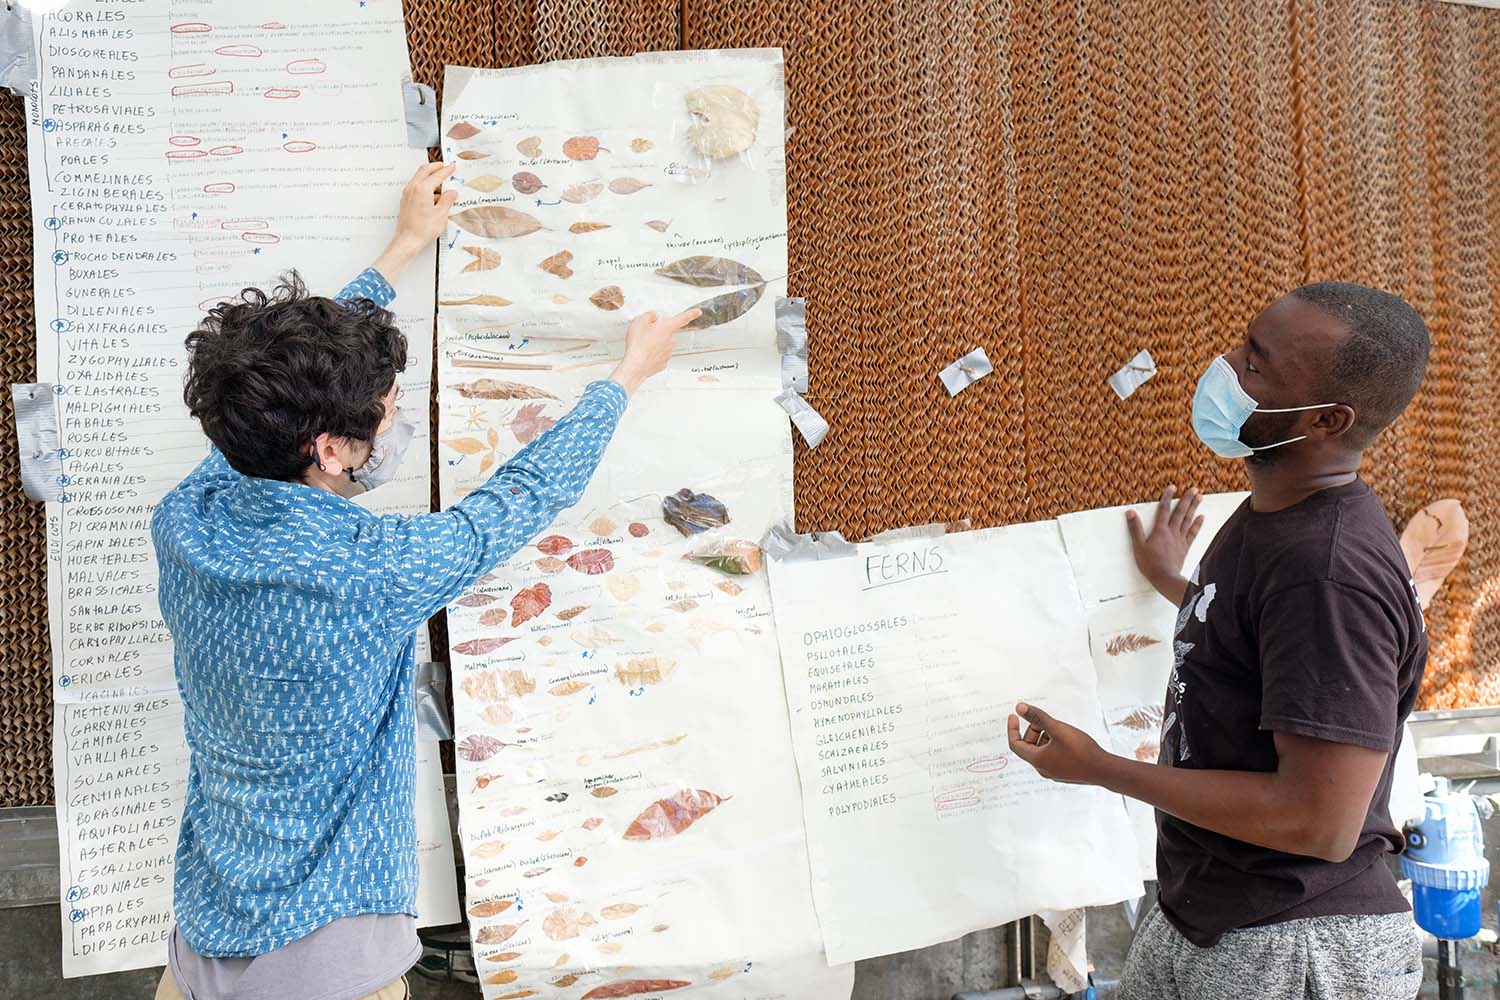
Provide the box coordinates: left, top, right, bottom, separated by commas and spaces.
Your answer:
453, 637, 515, 657
538, 535, 573, 556
511, 583, 552, 627
566, 548, 615, 575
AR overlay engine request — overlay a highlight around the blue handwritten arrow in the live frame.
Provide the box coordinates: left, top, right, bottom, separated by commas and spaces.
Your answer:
536, 198, 562, 207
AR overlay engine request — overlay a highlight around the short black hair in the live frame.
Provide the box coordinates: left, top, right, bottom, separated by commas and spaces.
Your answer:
1292, 281, 1430, 449
183, 272, 407, 481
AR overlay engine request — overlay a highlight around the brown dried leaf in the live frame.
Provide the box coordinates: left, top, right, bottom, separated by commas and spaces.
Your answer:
562, 181, 604, 205
517, 136, 542, 158
472, 840, 506, 859
607, 574, 640, 601
563, 136, 606, 160
543, 907, 586, 941
457, 150, 489, 160
608, 177, 651, 195
1113, 705, 1166, 732
590, 286, 624, 311
535, 556, 566, 574
614, 656, 675, 687
545, 891, 570, 903
487, 951, 522, 962
469, 899, 515, 918
462, 245, 502, 272
556, 605, 589, 621
511, 171, 544, 194
685, 84, 759, 159
482, 702, 514, 726
629, 138, 654, 153
500, 670, 535, 698
454, 593, 500, 607
484, 970, 518, 985
597, 942, 622, 955
447, 121, 482, 140
441, 294, 512, 307
453, 637, 516, 657
645, 219, 671, 233
466, 175, 506, 194
510, 402, 556, 445
601, 903, 641, 920
604, 734, 686, 759
686, 284, 765, 329
715, 580, 743, 596
456, 379, 559, 401
566, 549, 615, 575
553, 954, 570, 968
540, 250, 574, 279
444, 436, 488, 455
1401, 499, 1468, 609
656, 256, 763, 288
591, 786, 618, 798
668, 599, 698, 613
589, 517, 617, 535
582, 979, 691, 999
536, 829, 561, 842
553, 976, 580, 988
569, 221, 611, 234
474, 923, 524, 945
624, 788, 727, 840
479, 453, 496, 476
451, 205, 544, 239
478, 607, 510, 627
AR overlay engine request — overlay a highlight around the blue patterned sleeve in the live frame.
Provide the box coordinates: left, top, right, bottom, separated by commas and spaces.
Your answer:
379, 380, 628, 631
335, 267, 397, 307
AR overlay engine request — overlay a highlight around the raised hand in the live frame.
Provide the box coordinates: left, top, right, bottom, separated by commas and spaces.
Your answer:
1126, 485, 1204, 605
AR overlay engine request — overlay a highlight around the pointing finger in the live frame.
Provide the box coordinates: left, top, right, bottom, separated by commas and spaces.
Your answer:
662, 307, 703, 333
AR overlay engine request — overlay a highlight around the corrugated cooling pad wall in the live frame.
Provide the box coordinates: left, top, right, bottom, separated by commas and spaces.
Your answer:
1, 0, 1496, 805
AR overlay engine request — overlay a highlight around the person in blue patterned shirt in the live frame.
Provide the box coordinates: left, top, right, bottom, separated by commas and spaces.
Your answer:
152, 162, 701, 1000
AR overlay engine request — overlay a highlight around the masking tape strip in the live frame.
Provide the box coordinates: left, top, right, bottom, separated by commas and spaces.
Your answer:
414, 659, 453, 742
938, 347, 993, 396
775, 389, 828, 449
0, 3, 35, 97
775, 296, 808, 393
762, 522, 857, 563
1108, 348, 1157, 400
11, 383, 63, 502
402, 80, 439, 149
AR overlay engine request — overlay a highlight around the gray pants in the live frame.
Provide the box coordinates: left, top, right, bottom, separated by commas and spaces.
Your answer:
1120, 905, 1423, 1000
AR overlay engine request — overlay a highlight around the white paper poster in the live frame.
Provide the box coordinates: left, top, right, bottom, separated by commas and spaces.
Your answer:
1056, 493, 1247, 876
436, 50, 850, 1000
25, 0, 455, 976
766, 522, 1144, 965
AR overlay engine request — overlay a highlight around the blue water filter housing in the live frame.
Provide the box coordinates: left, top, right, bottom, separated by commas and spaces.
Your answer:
1401, 776, 1490, 940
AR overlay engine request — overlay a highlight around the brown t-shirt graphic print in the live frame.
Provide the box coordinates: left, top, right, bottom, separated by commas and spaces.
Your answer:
1155, 479, 1427, 947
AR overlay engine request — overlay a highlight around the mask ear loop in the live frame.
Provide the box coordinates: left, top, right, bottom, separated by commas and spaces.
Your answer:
310, 440, 326, 473
1243, 402, 1341, 451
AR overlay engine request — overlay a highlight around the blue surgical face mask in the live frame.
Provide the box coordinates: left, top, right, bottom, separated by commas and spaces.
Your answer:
1191, 356, 1335, 459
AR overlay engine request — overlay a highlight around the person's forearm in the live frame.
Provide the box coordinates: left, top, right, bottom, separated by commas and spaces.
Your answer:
369, 234, 429, 288
1096, 754, 1344, 860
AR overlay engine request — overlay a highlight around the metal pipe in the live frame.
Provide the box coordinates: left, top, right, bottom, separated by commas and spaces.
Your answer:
1438, 938, 1462, 1000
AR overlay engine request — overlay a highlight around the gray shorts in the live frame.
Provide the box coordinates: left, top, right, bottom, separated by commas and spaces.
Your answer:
1120, 905, 1423, 1000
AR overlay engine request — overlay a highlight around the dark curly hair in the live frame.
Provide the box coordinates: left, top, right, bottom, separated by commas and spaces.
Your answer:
183, 272, 408, 481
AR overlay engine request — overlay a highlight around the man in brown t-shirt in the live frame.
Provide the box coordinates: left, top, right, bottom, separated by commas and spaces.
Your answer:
1008, 282, 1431, 999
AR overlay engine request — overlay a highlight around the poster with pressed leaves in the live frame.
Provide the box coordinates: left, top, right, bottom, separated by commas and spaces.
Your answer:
1055, 493, 1247, 878
435, 51, 849, 1000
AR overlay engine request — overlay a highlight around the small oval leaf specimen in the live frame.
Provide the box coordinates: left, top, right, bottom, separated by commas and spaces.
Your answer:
590, 286, 624, 311
537, 535, 573, 555
662, 488, 730, 535
562, 136, 605, 160
457, 150, 489, 160
563, 180, 604, 204
474, 923, 524, 945
447, 121, 482, 140
468, 898, 514, 918
466, 175, 506, 194
624, 788, 727, 840
451, 205, 543, 239
645, 220, 671, 233
608, 177, 651, 195
569, 221, 611, 234
517, 136, 542, 158
511, 171, 544, 194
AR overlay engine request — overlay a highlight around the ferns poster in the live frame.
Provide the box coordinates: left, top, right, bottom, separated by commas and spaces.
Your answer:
435, 50, 852, 1000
